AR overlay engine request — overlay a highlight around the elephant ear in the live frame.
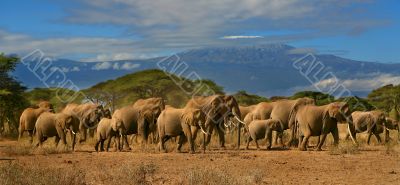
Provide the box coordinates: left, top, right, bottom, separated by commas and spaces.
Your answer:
288, 99, 310, 128
111, 119, 118, 131
181, 109, 197, 127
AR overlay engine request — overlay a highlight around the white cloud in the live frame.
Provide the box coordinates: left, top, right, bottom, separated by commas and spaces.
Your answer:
113, 63, 120, 70
221, 36, 264, 39
0, 1, 385, 60
92, 62, 112, 70
313, 74, 400, 92
120, 63, 140, 70
91, 61, 140, 70
81, 53, 140, 62
62, 0, 382, 52
71, 66, 80, 72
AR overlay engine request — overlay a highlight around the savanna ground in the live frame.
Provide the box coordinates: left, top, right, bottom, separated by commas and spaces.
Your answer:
1, 125, 399, 185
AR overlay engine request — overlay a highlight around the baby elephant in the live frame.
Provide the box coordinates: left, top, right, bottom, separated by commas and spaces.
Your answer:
95, 118, 124, 152
35, 112, 78, 149
246, 119, 282, 150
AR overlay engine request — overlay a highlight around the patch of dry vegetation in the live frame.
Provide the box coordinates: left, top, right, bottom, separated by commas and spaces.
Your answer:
0, 162, 86, 185
183, 167, 264, 185
328, 140, 360, 155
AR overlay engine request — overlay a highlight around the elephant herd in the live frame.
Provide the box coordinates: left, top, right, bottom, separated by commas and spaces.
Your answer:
18, 95, 400, 154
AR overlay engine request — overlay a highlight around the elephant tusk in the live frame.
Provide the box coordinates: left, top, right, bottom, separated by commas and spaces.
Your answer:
347, 124, 357, 144
224, 122, 229, 128
120, 133, 123, 137
71, 130, 76, 135
200, 126, 210, 135
234, 115, 245, 125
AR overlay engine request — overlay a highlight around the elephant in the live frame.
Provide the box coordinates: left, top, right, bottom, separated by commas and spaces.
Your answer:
113, 97, 165, 150
184, 95, 242, 149
95, 118, 124, 152
18, 107, 53, 142
382, 117, 400, 142
295, 102, 351, 151
37, 101, 54, 110
246, 119, 283, 150
239, 105, 257, 120
346, 110, 386, 145
34, 112, 79, 150
157, 107, 208, 153
272, 98, 315, 146
61, 103, 106, 143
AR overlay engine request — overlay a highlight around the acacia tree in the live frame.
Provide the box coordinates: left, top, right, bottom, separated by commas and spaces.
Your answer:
368, 84, 400, 115
0, 54, 29, 135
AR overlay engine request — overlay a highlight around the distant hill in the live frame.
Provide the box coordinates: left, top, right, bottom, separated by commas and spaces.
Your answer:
14, 44, 400, 97
81, 69, 223, 108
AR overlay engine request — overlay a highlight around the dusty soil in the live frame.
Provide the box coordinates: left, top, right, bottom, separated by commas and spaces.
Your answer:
1, 137, 399, 185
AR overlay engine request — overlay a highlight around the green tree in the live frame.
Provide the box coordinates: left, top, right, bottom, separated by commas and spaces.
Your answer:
337, 96, 374, 112
0, 54, 29, 135
290, 91, 334, 105
368, 84, 400, 113
233, 90, 269, 105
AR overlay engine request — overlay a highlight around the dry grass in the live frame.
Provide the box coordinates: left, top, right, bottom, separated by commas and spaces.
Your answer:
0, 162, 86, 185
2, 141, 72, 156
183, 167, 264, 185
94, 162, 157, 185
328, 140, 360, 155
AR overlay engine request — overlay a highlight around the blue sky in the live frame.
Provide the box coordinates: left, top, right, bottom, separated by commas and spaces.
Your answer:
0, 0, 399, 63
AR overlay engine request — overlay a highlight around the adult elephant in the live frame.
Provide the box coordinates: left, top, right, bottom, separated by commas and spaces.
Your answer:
271, 98, 315, 146
295, 102, 351, 151
113, 97, 165, 150
158, 107, 209, 153
184, 95, 241, 149
239, 105, 257, 120
19, 106, 53, 142
346, 110, 386, 145
35, 112, 79, 150
61, 103, 105, 143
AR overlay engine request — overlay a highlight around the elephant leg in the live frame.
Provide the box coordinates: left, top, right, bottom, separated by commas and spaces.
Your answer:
160, 136, 170, 152
106, 136, 113, 152
298, 135, 304, 149
299, 134, 310, 151
273, 131, 279, 145
316, 134, 328, 151
100, 139, 105, 152
374, 133, 382, 144
55, 136, 60, 147
191, 126, 199, 142
216, 123, 226, 149
246, 135, 252, 150
384, 129, 390, 143
367, 132, 373, 145
205, 124, 215, 147
123, 135, 132, 150
265, 130, 273, 150
18, 127, 23, 141
71, 133, 76, 151
28, 130, 34, 143
177, 133, 187, 153
79, 124, 87, 143
332, 126, 339, 146
255, 139, 260, 150
95, 139, 100, 152
183, 125, 195, 154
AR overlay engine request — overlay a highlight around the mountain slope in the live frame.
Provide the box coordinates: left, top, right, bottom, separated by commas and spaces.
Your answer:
14, 44, 400, 97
